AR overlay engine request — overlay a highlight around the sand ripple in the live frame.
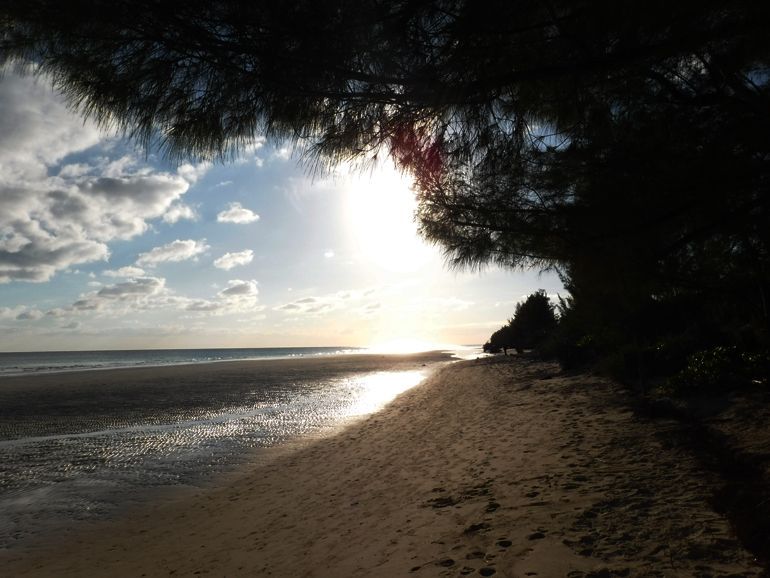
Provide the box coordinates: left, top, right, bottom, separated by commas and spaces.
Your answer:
0, 354, 442, 549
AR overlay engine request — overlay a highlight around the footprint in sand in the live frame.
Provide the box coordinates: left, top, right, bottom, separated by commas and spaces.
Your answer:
479, 568, 496, 576
429, 496, 458, 508
463, 522, 490, 535
495, 539, 512, 548
466, 551, 485, 560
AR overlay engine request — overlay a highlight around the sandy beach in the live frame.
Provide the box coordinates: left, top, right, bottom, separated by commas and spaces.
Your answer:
2, 355, 763, 577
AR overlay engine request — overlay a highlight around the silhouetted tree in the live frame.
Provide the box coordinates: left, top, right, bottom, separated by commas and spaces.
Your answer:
483, 322, 514, 355
4, 1, 770, 373
484, 290, 556, 354
507, 290, 557, 352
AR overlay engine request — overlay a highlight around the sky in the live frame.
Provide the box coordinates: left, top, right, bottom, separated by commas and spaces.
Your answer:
0, 70, 564, 352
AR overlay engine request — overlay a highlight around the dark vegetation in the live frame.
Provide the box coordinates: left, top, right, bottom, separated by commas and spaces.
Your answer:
2, 1, 768, 390
483, 290, 556, 355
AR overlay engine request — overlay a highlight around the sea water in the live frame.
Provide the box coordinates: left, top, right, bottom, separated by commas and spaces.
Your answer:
0, 348, 460, 550
0, 346, 360, 376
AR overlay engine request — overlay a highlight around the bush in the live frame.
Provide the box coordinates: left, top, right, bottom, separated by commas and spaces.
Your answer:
508, 290, 558, 351
665, 346, 769, 395
484, 290, 557, 354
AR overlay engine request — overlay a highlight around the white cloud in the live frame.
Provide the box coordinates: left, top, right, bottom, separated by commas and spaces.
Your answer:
213, 249, 254, 270
273, 146, 291, 161
15, 308, 44, 321
71, 298, 100, 311
45, 307, 68, 318
136, 239, 209, 267
0, 71, 192, 283
58, 163, 91, 178
77, 174, 190, 240
217, 202, 260, 224
0, 73, 101, 178
274, 288, 374, 316
185, 300, 223, 312
232, 137, 267, 167
96, 276, 165, 299
324, 250, 335, 259
219, 279, 258, 298
184, 279, 260, 314
163, 202, 198, 224
243, 138, 266, 154
103, 266, 146, 278
176, 161, 211, 184
0, 306, 24, 319
101, 155, 137, 178
39, 276, 171, 321
47, 273, 262, 322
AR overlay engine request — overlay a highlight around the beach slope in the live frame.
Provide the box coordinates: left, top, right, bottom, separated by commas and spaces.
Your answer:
4, 356, 762, 576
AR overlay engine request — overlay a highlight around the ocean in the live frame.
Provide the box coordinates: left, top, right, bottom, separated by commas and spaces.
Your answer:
0, 348, 461, 550
0, 346, 361, 376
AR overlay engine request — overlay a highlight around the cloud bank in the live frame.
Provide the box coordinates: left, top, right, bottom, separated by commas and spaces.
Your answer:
0, 72, 198, 283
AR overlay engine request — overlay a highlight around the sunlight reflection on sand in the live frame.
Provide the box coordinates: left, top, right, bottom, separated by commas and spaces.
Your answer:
344, 370, 426, 417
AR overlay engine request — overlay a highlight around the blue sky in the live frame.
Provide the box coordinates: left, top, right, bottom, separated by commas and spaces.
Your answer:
0, 70, 563, 351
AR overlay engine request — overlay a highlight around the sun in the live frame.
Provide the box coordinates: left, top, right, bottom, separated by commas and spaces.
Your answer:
345, 164, 434, 274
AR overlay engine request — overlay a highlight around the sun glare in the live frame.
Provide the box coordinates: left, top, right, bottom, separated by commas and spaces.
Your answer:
344, 370, 426, 417
345, 165, 435, 274
367, 338, 449, 354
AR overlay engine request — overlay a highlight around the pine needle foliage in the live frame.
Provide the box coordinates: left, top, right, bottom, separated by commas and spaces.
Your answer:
3, 1, 770, 364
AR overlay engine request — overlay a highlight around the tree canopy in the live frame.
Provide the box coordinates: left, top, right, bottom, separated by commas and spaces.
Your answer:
484, 290, 557, 354
3, 1, 770, 372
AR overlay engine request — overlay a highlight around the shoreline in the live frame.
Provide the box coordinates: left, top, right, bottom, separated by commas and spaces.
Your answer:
3, 356, 763, 576
0, 347, 448, 379
0, 351, 456, 554
0, 350, 455, 388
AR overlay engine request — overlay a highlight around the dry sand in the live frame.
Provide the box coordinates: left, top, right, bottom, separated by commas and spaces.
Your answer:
2, 356, 763, 577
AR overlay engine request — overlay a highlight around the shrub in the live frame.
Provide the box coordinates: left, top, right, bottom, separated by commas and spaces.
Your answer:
666, 346, 769, 395
484, 290, 557, 354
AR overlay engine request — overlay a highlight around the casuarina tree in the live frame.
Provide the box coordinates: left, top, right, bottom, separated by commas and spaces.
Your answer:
4, 1, 769, 367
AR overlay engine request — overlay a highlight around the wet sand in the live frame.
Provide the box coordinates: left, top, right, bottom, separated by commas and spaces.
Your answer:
2, 355, 763, 576
0, 350, 455, 449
